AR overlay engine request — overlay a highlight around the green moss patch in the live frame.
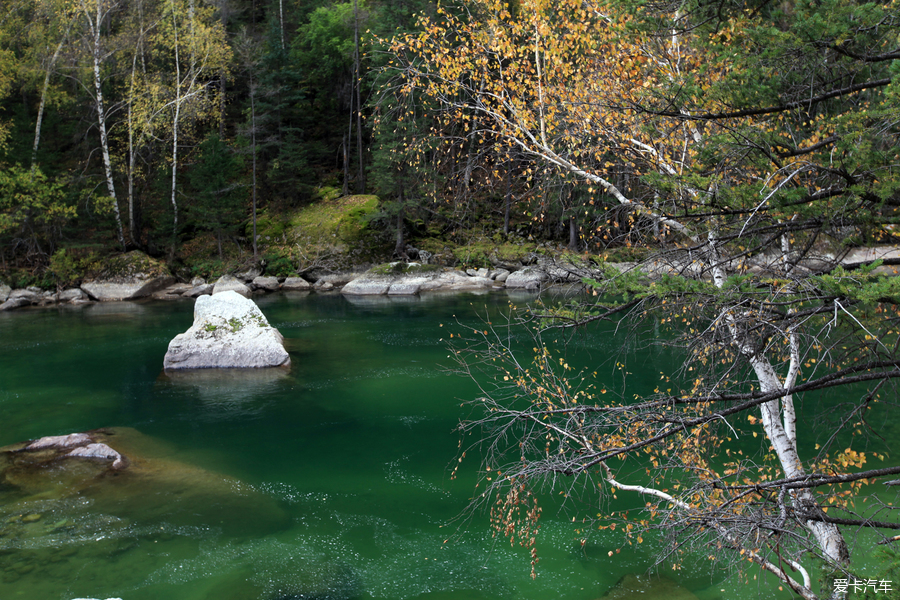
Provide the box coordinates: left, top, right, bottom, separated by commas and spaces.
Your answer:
290, 194, 380, 247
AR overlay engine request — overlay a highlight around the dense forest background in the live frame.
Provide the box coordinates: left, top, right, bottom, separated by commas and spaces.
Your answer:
0, 0, 599, 287
1, 0, 898, 290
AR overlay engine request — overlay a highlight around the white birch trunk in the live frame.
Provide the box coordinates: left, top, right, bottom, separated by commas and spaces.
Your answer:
32, 34, 68, 170
84, 0, 125, 250
169, 0, 182, 256
707, 231, 850, 576
127, 51, 138, 247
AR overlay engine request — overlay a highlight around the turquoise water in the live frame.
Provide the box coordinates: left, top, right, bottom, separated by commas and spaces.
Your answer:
0, 291, 887, 600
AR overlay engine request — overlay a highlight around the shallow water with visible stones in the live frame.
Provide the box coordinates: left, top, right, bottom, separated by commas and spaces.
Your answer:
0, 291, 822, 600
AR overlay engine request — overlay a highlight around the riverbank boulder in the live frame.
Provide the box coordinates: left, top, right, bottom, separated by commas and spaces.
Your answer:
163, 290, 290, 369
0, 281, 10, 302
342, 264, 497, 296
282, 276, 311, 291
504, 266, 547, 290
80, 251, 174, 301
212, 274, 251, 297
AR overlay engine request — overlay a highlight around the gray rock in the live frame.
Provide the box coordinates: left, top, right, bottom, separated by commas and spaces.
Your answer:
317, 273, 357, 287
0, 299, 22, 311
16, 431, 128, 471
0, 281, 10, 302
81, 277, 175, 301
0, 289, 40, 310
282, 277, 311, 291
252, 276, 281, 291
190, 277, 206, 286
9, 289, 40, 303
235, 267, 262, 282
212, 274, 251, 297
66, 443, 127, 470
492, 269, 511, 283
387, 278, 431, 295
182, 283, 214, 298
505, 267, 548, 289
342, 277, 392, 295
419, 271, 494, 292
316, 281, 335, 291
58, 288, 86, 302
163, 290, 290, 370
152, 283, 193, 300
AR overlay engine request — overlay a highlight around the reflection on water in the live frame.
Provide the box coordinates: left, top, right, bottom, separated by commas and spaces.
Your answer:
159, 369, 292, 420
0, 292, 742, 600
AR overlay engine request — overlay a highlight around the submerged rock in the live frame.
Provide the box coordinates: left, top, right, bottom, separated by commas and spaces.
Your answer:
599, 574, 699, 600
163, 290, 290, 369
5, 430, 128, 474
0, 427, 289, 537
66, 443, 127, 470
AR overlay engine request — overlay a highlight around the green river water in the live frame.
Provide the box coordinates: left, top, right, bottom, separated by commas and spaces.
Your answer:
0, 291, 890, 600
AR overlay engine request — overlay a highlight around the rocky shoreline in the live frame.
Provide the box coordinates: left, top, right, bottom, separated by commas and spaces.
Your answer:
2, 246, 898, 312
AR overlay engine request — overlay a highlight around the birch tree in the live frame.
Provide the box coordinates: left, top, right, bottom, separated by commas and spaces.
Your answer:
150, 0, 230, 257
394, 0, 900, 596
78, 0, 126, 249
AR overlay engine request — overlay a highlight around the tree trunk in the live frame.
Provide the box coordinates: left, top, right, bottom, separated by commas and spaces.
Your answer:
394, 189, 406, 258
353, 0, 365, 193
503, 161, 513, 235
708, 233, 851, 575
250, 79, 258, 259
568, 216, 578, 250
279, 0, 285, 50
85, 0, 125, 251
32, 34, 68, 170
127, 51, 138, 247
169, 2, 182, 261
342, 132, 350, 197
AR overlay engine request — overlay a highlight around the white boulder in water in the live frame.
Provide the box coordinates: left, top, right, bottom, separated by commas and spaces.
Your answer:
163, 290, 290, 370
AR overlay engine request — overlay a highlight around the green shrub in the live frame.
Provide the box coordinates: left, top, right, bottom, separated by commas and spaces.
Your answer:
263, 253, 296, 277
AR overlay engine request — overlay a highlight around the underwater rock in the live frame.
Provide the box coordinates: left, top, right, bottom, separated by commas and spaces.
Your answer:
598, 574, 700, 600
12, 431, 127, 471
163, 290, 290, 370
1, 427, 289, 537
66, 443, 127, 470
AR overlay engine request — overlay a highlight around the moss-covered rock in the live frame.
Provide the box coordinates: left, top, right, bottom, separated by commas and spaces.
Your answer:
80, 251, 175, 301
90, 250, 171, 281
